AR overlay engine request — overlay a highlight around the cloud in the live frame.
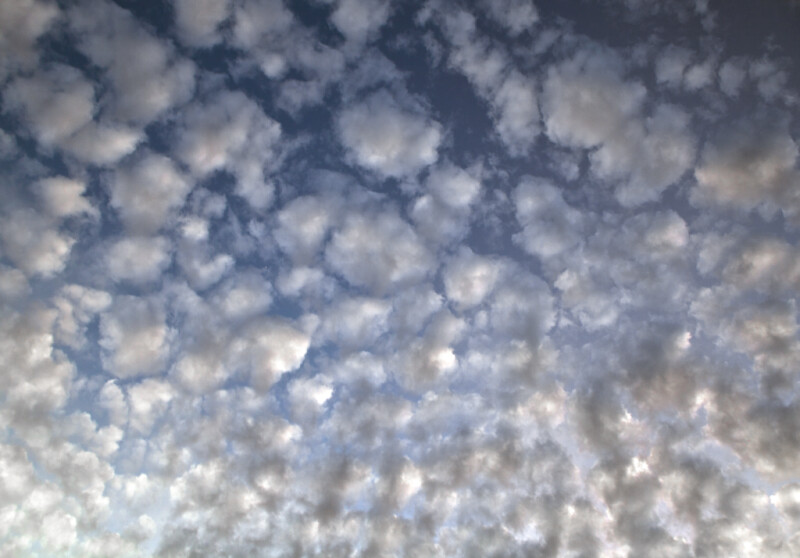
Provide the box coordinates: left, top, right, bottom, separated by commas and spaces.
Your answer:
513, 177, 583, 260
100, 295, 173, 379
442, 248, 500, 309
275, 195, 338, 264
110, 152, 190, 235
543, 48, 695, 205
230, 319, 311, 391
0, 209, 75, 278
173, 0, 230, 47
326, 207, 433, 293
35, 177, 97, 219
0, 0, 58, 78
106, 236, 172, 285
4, 0, 800, 555
175, 90, 282, 211
63, 122, 143, 165
479, 0, 538, 36
337, 91, 442, 178
331, 0, 392, 45
438, 8, 540, 155
320, 296, 392, 350
693, 115, 800, 222
67, 0, 196, 125
4, 64, 95, 147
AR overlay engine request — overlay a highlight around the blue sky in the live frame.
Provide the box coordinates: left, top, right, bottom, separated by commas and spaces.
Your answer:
1, 0, 800, 556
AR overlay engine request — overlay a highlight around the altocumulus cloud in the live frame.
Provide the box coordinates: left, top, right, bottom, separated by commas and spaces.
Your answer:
1, 0, 800, 556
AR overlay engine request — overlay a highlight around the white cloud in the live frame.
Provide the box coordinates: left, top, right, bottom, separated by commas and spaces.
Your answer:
211, 271, 272, 321
513, 177, 582, 260
479, 0, 538, 36
127, 378, 174, 435
275, 195, 337, 264
35, 177, 97, 219
63, 122, 142, 165
175, 90, 281, 211
425, 163, 481, 210
106, 236, 172, 285
543, 49, 695, 206
53, 284, 112, 348
230, 319, 311, 391
174, 0, 230, 47
67, 0, 196, 124
338, 91, 442, 178
0, 265, 30, 300
443, 248, 500, 310
492, 71, 540, 155
0, 0, 58, 77
100, 295, 172, 379
331, 0, 392, 44
693, 116, 800, 222
110, 152, 191, 235
288, 375, 333, 426
0, 209, 74, 277
439, 9, 540, 155
326, 208, 433, 293
4, 65, 95, 147
176, 239, 234, 291
320, 296, 392, 349
5, 1, 800, 555
393, 310, 464, 392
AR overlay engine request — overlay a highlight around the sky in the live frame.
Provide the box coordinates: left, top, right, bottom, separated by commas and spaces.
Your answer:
1, 0, 800, 556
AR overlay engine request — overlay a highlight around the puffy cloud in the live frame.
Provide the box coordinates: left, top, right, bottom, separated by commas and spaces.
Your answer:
693, 115, 800, 222
0, 209, 75, 278
393, 309, 464, 392
99, 295, 172, 379
211, 271, 272, 321
173, 0, 230, 47
443, 248, 500, 309
110, 152, 190, 235
3, 64, 95, 147
175, 91, 281, 211
479, 0, 538, 36
0, 0, 58, 77
106, 236, 172, 285
67, 0, 196, 124
4, 0, 800, 554
330, 0, 392, 44
320, 296, 392, 350
326, 208, 433, 293
53, 284, 112, 348
543, 49, 695, 206
439, 9, 540, 155
176, 239, 234, 291
337, 91, 442, 178
0, 265, 30, 301
425, 162, 481, 210
275, 195, 337, 264
513, 177, 582, 260
63, 122, 142, 165
2, 59, 142, 164
127, 378, 174, 435
34, 177, 97, 219
229, 319, 311, 391
288, 375, 333, 426
544, 50, 644, 148
718, 58, 747, 96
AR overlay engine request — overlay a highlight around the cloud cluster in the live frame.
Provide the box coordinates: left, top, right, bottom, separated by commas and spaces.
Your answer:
1, 0, 799, 556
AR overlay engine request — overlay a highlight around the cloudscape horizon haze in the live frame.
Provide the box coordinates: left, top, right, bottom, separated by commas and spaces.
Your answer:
1, 0, 800, 556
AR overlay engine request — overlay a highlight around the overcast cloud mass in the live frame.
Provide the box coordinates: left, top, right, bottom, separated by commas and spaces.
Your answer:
1, 0, 800, 556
